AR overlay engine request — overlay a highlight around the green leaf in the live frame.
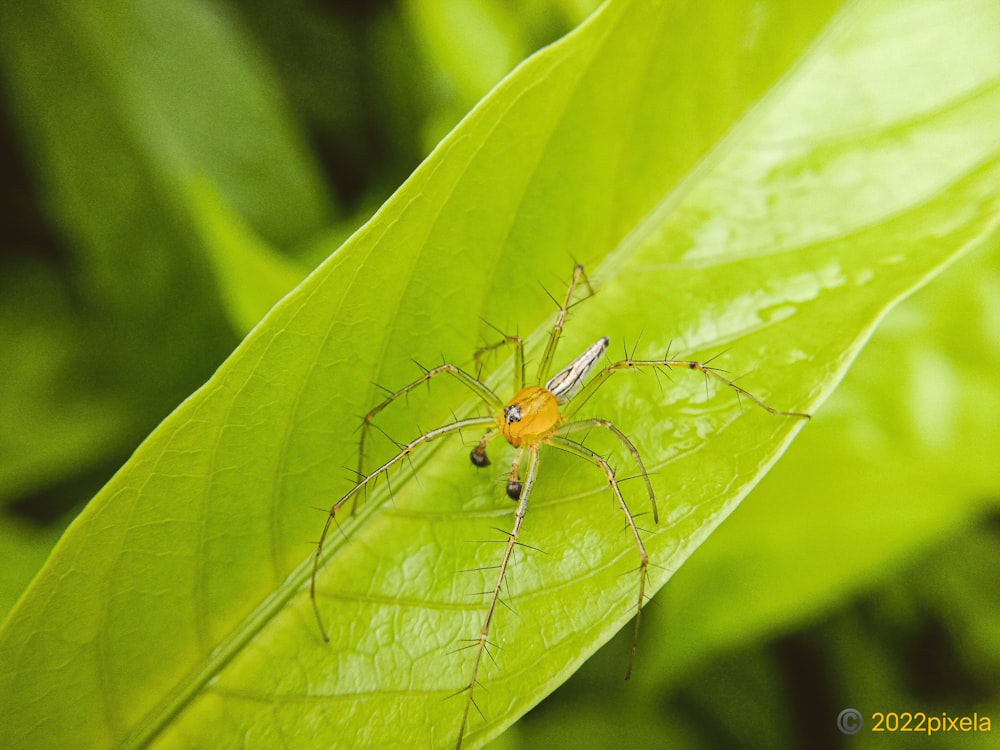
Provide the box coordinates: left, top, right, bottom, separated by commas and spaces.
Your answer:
405, 0, 531, 105
654, 236, 1000, 683
520, 221, 1000, 750
2, 2, 999, 750
0, 0, 334, 503
188, 181, 310, 335
0, 516, 63, 620
0, 262, 133, 507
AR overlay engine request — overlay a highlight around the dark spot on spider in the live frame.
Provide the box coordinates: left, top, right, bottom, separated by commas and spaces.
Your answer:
504, 404, 522, 425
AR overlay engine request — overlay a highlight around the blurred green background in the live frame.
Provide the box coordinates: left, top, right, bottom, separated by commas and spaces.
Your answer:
1, 1, 997, 748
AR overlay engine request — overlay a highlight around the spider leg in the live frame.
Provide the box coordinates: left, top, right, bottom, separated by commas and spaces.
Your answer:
474, 321, 525, 391
355, 364, 505, 512
311, 415, 497, 641
470, 428, 500, 468
547, 435, 649, 680
505, 446, 526, 500
456, 444, 540, 750
534, 264, 592, 385
561, 353, 812, 421
555, 418, 657, 523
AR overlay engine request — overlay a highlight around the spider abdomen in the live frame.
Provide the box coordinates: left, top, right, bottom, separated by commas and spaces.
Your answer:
500, 386, 560, 448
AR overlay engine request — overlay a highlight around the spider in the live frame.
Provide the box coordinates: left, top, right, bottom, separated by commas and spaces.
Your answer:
309, 265, 810, 749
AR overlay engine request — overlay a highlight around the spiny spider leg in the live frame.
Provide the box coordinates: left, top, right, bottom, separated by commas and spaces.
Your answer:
474, 321, 525, 391
311, 414, 498, 640
534, 264, 592, 384
456, 444, 541, 750
354, 364, 505, 512
563, 354, 812, 422
555, 417, 658, 523
546, 435, 650, 680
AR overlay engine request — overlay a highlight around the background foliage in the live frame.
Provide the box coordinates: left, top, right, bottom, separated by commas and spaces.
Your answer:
1, 1, 998, 748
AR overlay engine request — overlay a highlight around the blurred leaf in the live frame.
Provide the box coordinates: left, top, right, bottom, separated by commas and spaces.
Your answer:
0, 0, 331, 299
0, 515, 64, 620
2, 3, 1000, 750
405, 0, 529, 151
406, 0, 528, 104
0, 0, 333, 505
188, 181, 309, 335
0, 263, 132, 507
236, 0, 426, 213
672, 519, 1000, 750
917, 519, 1000, 690
403, 0, 594, 153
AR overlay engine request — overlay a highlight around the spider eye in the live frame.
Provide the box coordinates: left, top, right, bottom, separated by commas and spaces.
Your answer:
504, 404, 521, 424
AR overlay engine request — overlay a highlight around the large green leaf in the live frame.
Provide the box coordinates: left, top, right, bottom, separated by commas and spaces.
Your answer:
654, 236, 1000, 683
2, 1, 999, 749
513, 220, 1000, 750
